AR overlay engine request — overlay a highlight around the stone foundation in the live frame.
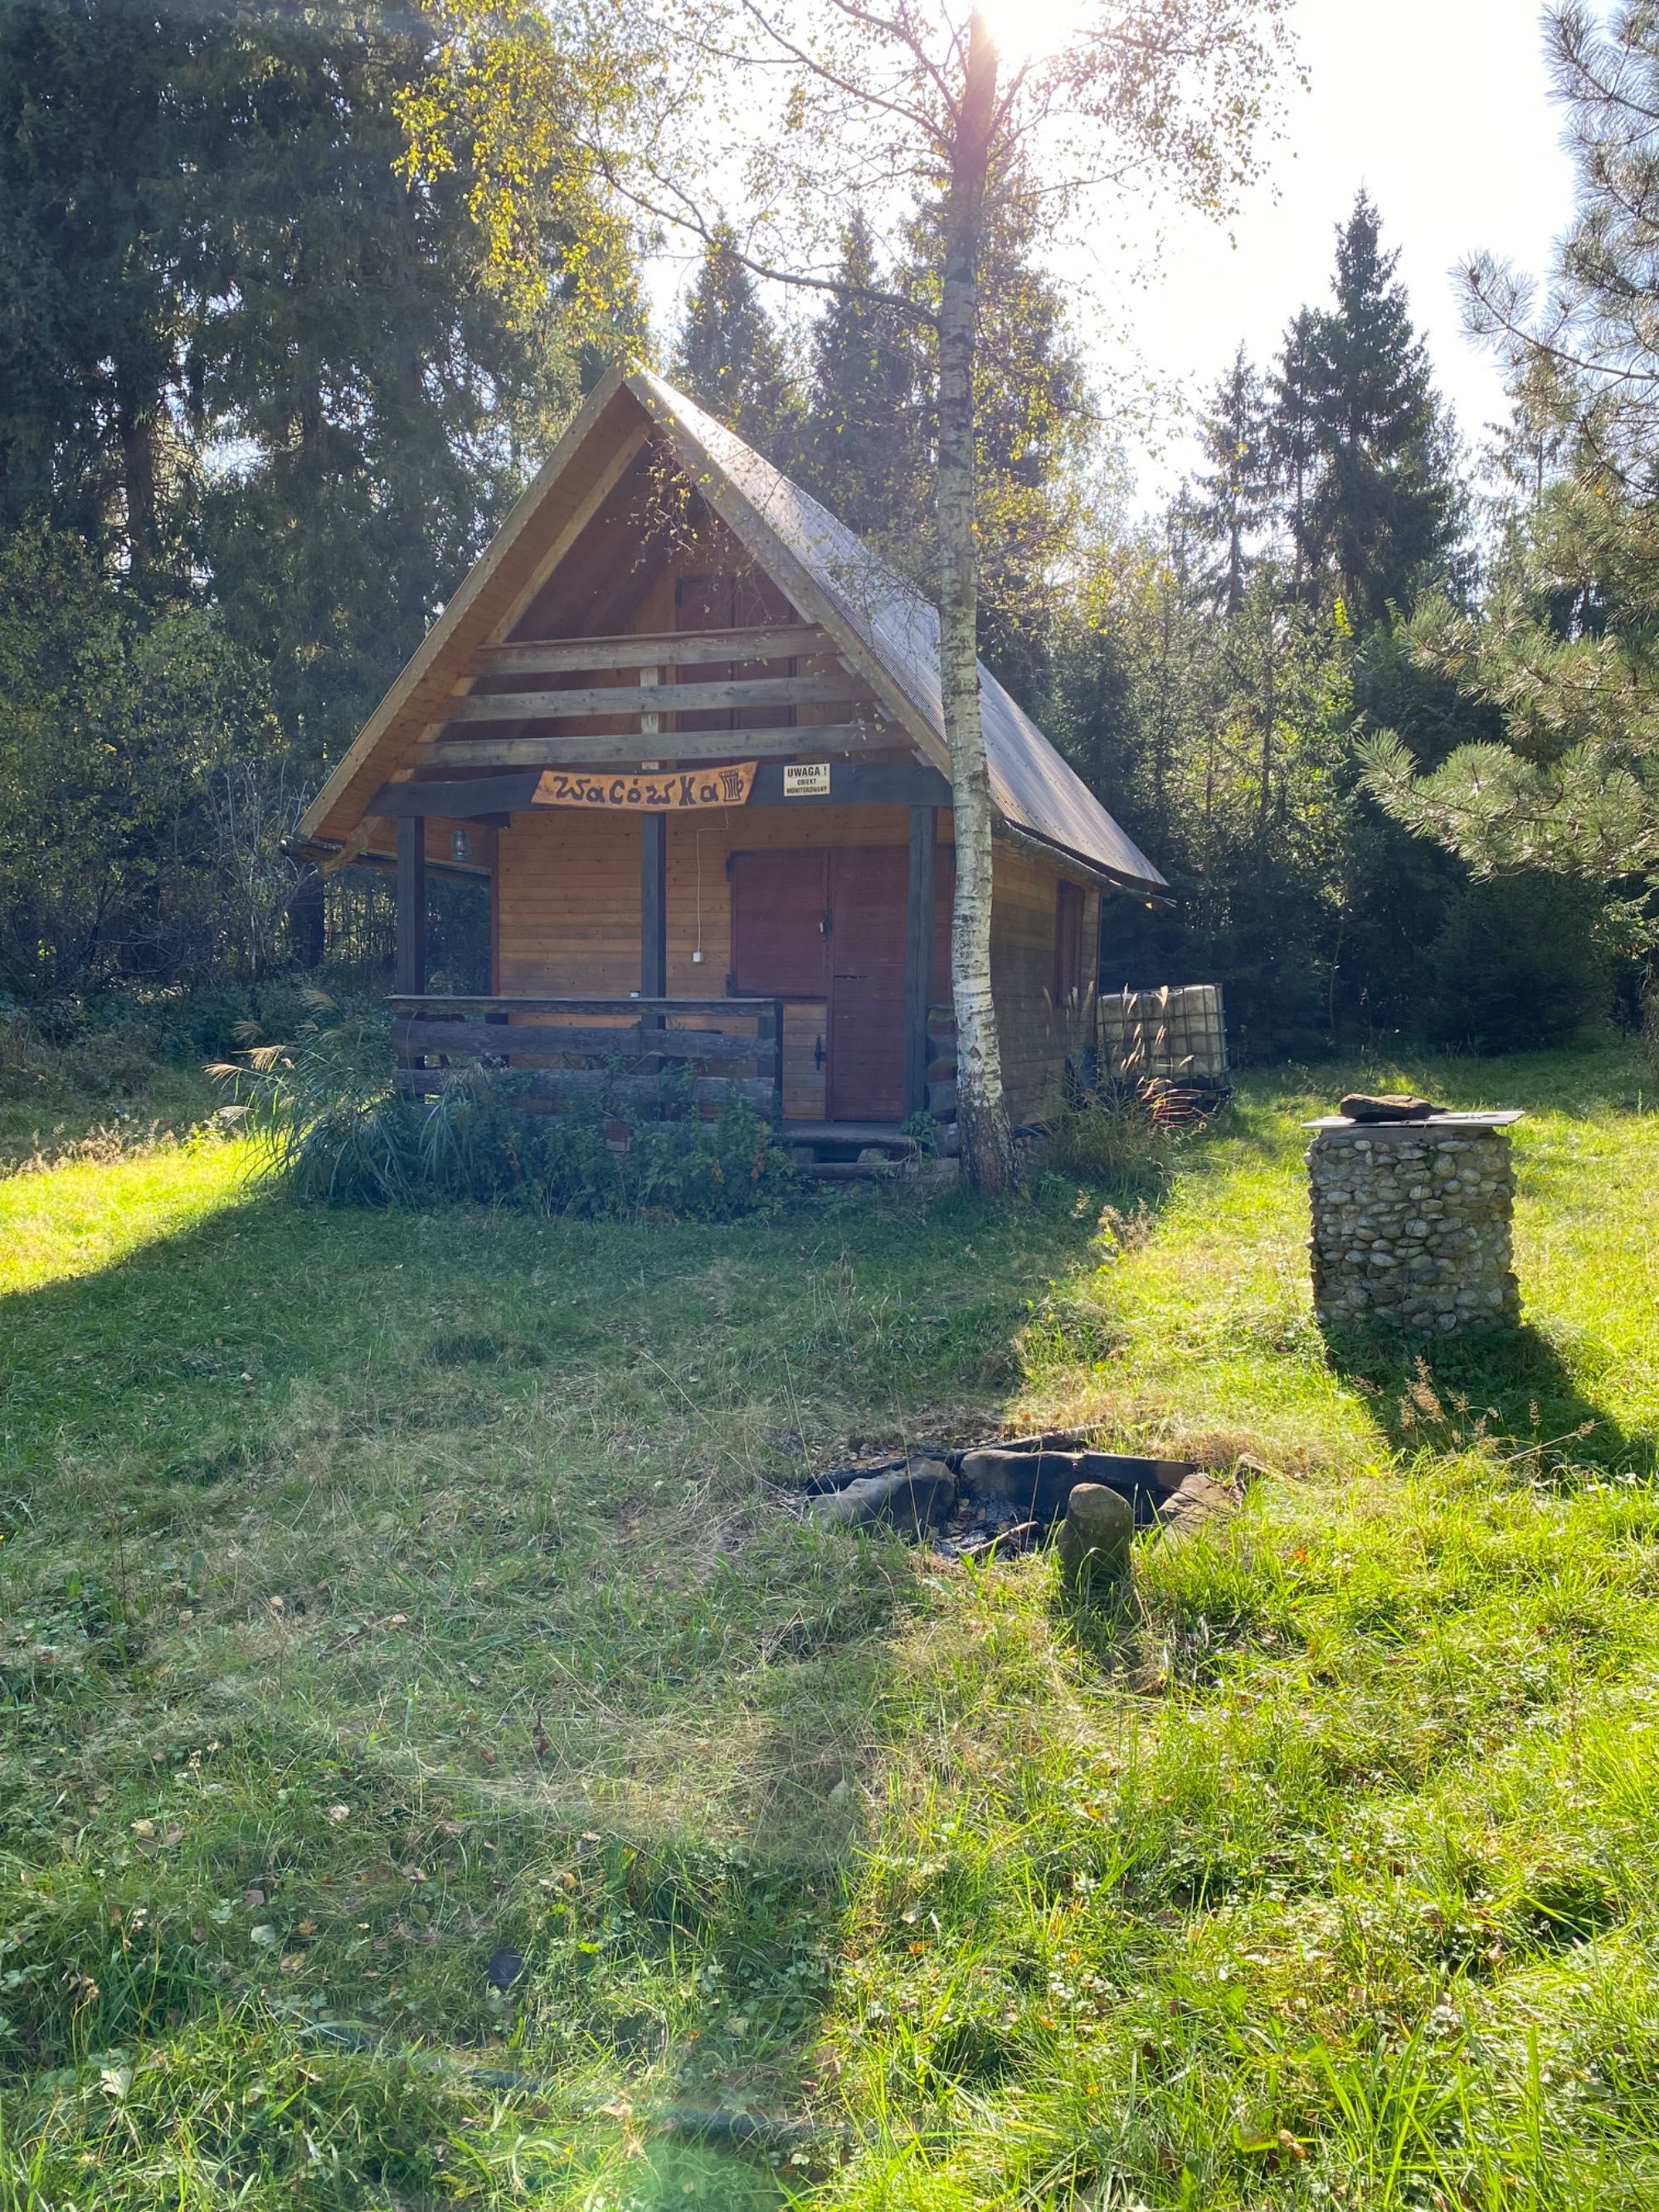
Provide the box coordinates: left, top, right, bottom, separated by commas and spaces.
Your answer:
1306, 1114, 1521, 1334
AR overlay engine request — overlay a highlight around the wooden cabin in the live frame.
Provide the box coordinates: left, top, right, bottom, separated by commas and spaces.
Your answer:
293, 364, 1166, 1151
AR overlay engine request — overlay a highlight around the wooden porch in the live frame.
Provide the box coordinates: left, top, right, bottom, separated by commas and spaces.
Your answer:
390, 990, 958, 1138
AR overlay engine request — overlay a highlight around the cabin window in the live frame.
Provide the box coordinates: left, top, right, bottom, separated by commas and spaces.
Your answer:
1053, 880, 1086, 1008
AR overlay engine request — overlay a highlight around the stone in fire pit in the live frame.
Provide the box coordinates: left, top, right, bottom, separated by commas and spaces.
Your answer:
1305, 1107, 1523, 1335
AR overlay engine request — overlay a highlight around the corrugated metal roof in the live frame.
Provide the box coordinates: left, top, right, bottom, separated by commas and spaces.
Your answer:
633, 369, 1165, 892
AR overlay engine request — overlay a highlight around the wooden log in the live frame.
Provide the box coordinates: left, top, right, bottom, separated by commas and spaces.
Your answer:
395, 817, 426, 996
396, 1067, 778, 1111
904, 804, 937, 1119
442, 674, 860, 723
430, 722, 889, 768
470, 625, 830, 676
393, 1018, 765, 1062
640, 811, 667, 999
390, 994, 769, 1018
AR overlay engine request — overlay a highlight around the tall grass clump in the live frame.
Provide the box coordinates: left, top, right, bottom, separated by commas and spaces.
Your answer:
212, 993, 800, 1220
1044, 1072, 1200, 1185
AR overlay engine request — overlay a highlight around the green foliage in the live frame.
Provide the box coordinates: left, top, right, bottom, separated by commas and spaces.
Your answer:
216, 1003, 800, 1222
0, 528, 289, 997
1425, 873, 1612, 1055
0, 0, 643, 1007
1364, 12, 1659, 946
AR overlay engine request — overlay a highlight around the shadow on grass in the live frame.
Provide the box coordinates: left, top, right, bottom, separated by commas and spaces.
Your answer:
2, 1159, 1196, 2201
1323, 1320, 1652, 1480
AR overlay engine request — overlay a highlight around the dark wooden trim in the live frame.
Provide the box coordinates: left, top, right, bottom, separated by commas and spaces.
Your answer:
431, 722, 888, 768
443, 673, 858, 724
747, 761, 950, 808
640, 810, 667, 1004
391, 994, 772, 1018
393, 1018, 762, 1062
369, 772, 543, 819
904, 806, 938, 1118
469, 625, 830, 677
395, 816, 426, 996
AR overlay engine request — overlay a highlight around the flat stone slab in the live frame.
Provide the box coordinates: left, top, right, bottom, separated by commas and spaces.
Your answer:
1304, 1111, 1524, 1133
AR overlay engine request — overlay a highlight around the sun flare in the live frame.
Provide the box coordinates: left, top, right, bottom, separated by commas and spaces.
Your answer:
973, 0, 1087, 66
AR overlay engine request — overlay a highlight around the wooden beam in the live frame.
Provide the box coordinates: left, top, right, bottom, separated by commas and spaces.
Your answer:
441, 674, 862, 724
471, 625, 830, 676
904, 805, 938, 1119
369, 772, 544, 819
430, 722, 891, 769
640, 811, 667, 999
748, 761, 950, 808
395, 816, 427, 996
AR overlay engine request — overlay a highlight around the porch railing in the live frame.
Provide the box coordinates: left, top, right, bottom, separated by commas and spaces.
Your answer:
390, 995, 783, 1115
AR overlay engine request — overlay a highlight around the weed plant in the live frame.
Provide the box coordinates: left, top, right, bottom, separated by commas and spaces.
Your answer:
215, 997, 800, 1222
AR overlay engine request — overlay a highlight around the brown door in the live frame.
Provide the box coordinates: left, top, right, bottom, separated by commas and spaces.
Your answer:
730, 845, 911, 1123
826, 847, 907, 1121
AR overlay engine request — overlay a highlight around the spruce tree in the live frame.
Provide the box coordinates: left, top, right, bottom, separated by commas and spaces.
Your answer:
798, 211, 923, 538
671, 224, 800, 463
1192, 343, 1271, 615
1277, 193, 1462, 627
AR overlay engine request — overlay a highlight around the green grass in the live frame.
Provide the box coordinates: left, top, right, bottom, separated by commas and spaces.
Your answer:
2, 1042, 1657, 2208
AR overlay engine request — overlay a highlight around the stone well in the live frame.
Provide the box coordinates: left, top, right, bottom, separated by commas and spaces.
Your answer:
1305, 1111, 1523, 1334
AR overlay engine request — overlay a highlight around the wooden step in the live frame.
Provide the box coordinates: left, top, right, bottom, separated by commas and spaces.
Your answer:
782, 1122, 916, 1148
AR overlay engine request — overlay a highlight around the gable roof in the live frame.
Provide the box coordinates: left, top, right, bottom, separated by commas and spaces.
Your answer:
297, 362, 1165, 893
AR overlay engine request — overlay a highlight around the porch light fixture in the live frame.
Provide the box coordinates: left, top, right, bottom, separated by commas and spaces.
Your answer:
451, 829, 471, 862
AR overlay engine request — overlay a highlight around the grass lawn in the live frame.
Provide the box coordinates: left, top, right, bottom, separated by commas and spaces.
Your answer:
2, 1043, 1657, 2209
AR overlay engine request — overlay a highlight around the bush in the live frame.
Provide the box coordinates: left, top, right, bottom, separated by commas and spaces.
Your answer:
1424, 874, 1611, 1054
215, 1000, 801, 1223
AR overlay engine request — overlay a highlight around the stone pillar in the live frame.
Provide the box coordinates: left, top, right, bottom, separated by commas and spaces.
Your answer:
1305, 1111, 1522, 1334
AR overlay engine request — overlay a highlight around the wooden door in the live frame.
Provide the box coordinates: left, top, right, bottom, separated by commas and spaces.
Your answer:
731, 849, 828, 1118
730, 845, 911, 1123
827, 847, 908, 1121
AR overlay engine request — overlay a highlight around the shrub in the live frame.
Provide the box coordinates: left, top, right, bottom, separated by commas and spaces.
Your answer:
1424, 874, 1610, 1054
214, 1001, 800, 1222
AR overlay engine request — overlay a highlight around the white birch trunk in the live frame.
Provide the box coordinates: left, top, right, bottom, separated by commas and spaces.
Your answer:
937, 7, 1014, 1194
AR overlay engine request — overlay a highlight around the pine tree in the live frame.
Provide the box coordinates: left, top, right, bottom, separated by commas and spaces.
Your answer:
671, 225, 800, 463
797, 211, 923, 538
1192, 344, 1271, 615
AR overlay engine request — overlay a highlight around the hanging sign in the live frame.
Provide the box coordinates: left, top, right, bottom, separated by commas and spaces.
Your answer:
532, 763, 757, 811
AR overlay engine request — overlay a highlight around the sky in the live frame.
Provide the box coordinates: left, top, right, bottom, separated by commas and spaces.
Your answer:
1088, 0, 1582, 498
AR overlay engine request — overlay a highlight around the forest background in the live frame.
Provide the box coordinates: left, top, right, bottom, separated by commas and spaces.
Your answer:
1, 0, 1645, 1070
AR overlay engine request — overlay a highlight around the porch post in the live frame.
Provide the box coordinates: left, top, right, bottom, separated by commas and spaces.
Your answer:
640, 811, 667, 998
904, 805, 937, 1119
395, 815, 427, 994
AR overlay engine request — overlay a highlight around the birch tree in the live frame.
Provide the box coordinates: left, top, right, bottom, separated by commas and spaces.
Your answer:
405, 0, 1294, 1189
